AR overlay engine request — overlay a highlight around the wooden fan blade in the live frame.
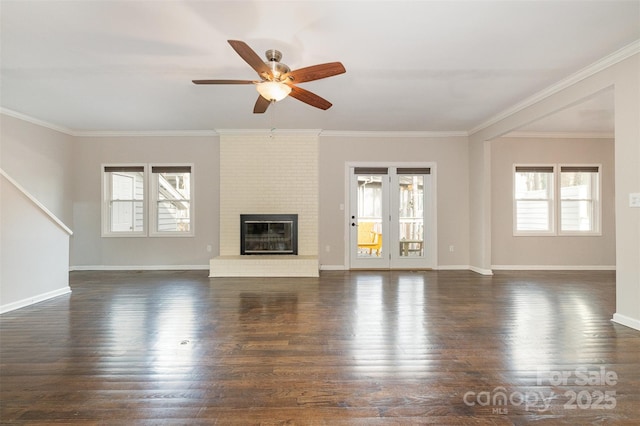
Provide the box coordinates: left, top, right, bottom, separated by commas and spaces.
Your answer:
227, 40, 271, 79
285, 62, 346, 83
192, 79, 255, 85
253, 95, 271, 114
288, 85, 332, 110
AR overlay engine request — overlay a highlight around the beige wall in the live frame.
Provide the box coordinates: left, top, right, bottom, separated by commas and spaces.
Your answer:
1, 178, 70, 311
218, 131, 318, 256
318, 134, 470, 268
0, 114, 74, 224
491, 137, 615, 267
72, 134, 219, 268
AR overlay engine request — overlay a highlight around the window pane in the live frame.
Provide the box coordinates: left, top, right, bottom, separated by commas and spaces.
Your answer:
157, 172, 190, 200
561, 200, 593, 231
105, 168, 145, 235
515, 172, 552, 199
516, 200, 551, 231
560, 170, 597, 232
111, 172, 144, 200
561, 172, 594, 199
156, 201, 190, 232
515, 169, 553, 232
110, 201, 144, 232
153, 169, 192, 234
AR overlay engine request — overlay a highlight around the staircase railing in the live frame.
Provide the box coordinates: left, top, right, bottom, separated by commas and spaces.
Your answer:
0, 168, 73, 235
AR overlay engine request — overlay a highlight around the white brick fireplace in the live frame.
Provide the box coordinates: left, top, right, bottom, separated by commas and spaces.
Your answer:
209, 130, 319, 277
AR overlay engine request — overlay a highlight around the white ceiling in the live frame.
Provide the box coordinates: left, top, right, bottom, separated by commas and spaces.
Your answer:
1, 0, 638, 133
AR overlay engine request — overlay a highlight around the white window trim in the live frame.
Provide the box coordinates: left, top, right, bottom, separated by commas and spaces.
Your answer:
149, 163, 195, 237
558, 163, 602, 236
513, 163, 602, 237
101, 163, 148, 238
513, 164, 556, 237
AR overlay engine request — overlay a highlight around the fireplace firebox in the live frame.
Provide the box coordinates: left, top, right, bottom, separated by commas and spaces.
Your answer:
240, 214, 298, 255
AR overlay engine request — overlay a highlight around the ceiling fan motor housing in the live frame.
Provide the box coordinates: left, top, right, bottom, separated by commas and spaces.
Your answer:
264, 49, 290, 81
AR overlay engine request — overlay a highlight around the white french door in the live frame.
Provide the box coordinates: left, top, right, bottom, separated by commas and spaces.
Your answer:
349, 164, 435, 269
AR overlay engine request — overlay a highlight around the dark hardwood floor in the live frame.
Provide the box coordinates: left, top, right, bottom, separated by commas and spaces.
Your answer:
1, 270, 639, 425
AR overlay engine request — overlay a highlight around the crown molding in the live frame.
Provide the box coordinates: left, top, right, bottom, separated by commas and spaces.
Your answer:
469, 39, 640, 136
1, 108, 75, 135
1, 109, 219, 137
501, 131, 614, 139
319, 130, 468, 138
73, 130, 219, 137
216, 128, 322, 136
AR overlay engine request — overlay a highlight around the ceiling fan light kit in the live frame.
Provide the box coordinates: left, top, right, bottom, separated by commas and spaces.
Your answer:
193, 40, 346, 113
256, 81, 291, 102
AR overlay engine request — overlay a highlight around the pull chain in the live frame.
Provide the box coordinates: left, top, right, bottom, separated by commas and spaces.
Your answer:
269, 100, 276, 140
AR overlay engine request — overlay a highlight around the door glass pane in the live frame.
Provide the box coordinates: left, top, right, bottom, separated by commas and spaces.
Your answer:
356, 175, 383, 258
398, 175, 424, 257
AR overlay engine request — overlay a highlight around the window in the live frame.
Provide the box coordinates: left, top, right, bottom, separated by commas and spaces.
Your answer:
560, 166, 600, 234
513, 164, 601, 236
150, 165, 193, 236
102, 165, 146, 236
514, 166, 554, 234
102, 164, 194, 237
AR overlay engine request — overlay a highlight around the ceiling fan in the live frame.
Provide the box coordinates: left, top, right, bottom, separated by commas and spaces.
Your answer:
193, 40, 346, 113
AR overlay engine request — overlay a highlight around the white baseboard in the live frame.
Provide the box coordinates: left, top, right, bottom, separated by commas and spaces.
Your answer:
436, 265, 471, 271
492, 265, 616, 271
70, 265, 210, 271
612, 313, 640, 331
1, 286, 71, 314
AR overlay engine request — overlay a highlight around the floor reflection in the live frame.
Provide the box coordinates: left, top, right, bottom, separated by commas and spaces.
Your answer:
396, 275, 427, 359
150, 298, 196, 372
352, 273, 432, 375
95, 277, 202, 376
506, 278, 601, 370
508, 286, 555, 369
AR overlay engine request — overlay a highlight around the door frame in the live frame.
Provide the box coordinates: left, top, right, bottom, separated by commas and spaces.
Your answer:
344, 161, 438, 269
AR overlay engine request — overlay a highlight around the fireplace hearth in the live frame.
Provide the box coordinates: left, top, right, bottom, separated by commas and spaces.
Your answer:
240, 214, 298, 255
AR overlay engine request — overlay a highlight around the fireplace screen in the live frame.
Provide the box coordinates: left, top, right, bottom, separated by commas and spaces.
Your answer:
241, 214, 298, 255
